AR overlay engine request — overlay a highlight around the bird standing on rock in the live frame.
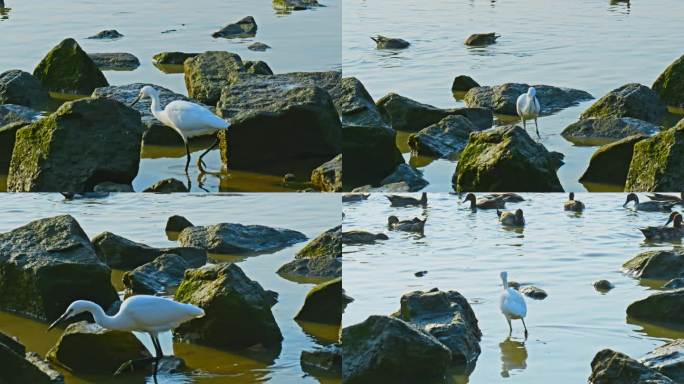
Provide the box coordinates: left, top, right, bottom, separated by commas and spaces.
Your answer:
499, 271, 528, 338
516, 87, 541, 138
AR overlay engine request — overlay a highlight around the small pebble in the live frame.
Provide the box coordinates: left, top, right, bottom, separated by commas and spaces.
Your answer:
593, 279, 614, 292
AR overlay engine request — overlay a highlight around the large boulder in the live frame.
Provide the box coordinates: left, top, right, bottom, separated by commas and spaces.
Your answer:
329, 77, 387, 127
463, 83, 593, 116
641, 339, 684, 382
174, 263, 283, 348
0, 70, 51, 109
184, 51, 246, 105
0, 121, 30, 173
627, 289, 684, 324
178, 222, 306, 254
33, 38, 108, 95
0, 215, 118, 321
0, 332, 64, 383
623, 249, 684, 280
342, 124, 404, 190
294, 278, 343, 324
46, 321, 148, 374
589, 349, 674, 384
92, 231, 206, 269
625, 122, 684, 191
342, 315, 452, 384
408, 115, 477, 158
311, 154, 342, 192
453, 125, 564, 192
393, 288, 481, 364
579, 134, 647, 187
562, 117, 659, 146
7, 98, 143, 192
652, 53, 684, 108
377, 92, 493, 131
296, 225, 342, 259
122, 253, 191, 294
580, 83, 667, 124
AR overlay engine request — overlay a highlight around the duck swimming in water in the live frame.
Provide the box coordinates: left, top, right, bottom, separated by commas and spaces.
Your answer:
623, 193, 675, 212
482, 193, 525, 203
387, 216, 426, 233
463, 193, 506, 210
497, 209, 525, 227
342, 193, 370, 203
646, 192, 684, 203
639, 212, 684, 241
564, 192, 585, 212
386, 192, 427, 207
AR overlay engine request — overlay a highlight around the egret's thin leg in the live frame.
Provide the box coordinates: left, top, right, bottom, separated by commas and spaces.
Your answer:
521, 117, 526, 130
521, 318, 528, 339
184, 142, 191, 174
534, 118, 540, 139
197, 136, 221, 175
506, 317, 512, 336
150, 334, 163, 380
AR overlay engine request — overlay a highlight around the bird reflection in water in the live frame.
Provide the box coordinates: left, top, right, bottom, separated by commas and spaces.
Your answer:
499, 337, 528, 378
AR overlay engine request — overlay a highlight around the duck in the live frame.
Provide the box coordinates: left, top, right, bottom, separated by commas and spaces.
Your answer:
564, 192, 585, 212
499, 271, 528, 338
386, 192, 427, 207
371, 35, 410, 49
387, 216, 426, 233
497, 209, 525, 227
342, 193, 370, 203
482, 193, 525, 203
464, 32, 500, 46
639, 212, 684, 241
646, 192, 684, 203
463, 193, 506, 210
623, 193, 675, 212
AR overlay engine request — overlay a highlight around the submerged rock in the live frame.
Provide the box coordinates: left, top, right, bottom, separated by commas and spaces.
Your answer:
248, 42, 271, 51
342, 315, 452, 384
301, 344, 341, 377
7, 98, 142, 192
0, 331, 64, 383
0, 69, 51, 109
166, 215, 194, 233
122, 253, 191, 294
408, 115, 477, 158
153, 51, 199, 65
87, 53, 140, 71
579, 134, 647, 187
342, 230, 388, 245
641, 339, 684, 382
562, 117, 659, 145
0, 215, 118, 322
589, 349, 674, 384
178, 222, 307, 254
273, 0, 320, 11
311, 154, 342, 192
295, 277, 343, 324
174, 263, 283, 348
212, 16, 257, 38
593, 280, 615, 292
453, 125, 564, 192
277, 255, 341, 280
93, 181, 133, 192
87, 30, 124, 39
330, 77, 387, 127
652, 53, 684, 108
343, 124, 404, 190
464, 83, 593, 116
184, 51, 246, 105
464, 32, 499, 46
622, 249, 684, 280
143, 178, 189, 193
379, 164, 429, 192
452, 75, 480, 94
627, 288, 684, 324
33, 38, 108, 95
625, 122, 684, 191
92, 231, 206, 269
371, 35, 410, 49
580, 83, 667, 124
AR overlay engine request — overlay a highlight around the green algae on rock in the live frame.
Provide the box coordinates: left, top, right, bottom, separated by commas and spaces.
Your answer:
627, 288, 684, 324
579, 134, 647, 187
311, 154, 342, 192
580, 83, 667, 124
625, 122, 684, 191
653, 53, 684, 108
296, 225, 341, 259
622, 249, 684, 280
33, 38, 108, 95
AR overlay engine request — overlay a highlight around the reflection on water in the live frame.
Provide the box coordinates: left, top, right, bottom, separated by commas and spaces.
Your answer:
0, 193, 341, 384
343, 193, 684, 383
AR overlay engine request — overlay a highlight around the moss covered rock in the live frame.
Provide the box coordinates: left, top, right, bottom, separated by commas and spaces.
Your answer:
652, 53, 684, 108
580, 83, 667, 124
627, 289, 684, 324
294, 278, 343, 324
277, 255, 341, 281
178, 222, 306, 254
211, 16, 257, 39
625, 122, 684, 191
342, 124, 404, 190
0, 121, 29, 174
579, 134, 647, 187
122, 253, 190, 294
183, 51, 246, 105
589, 349, 674, 384
153, 51, 199, 65
623, 249, 684, 280
0, 70, 51, 109
408, 115, 476, 158
311, 154, 342, 192
166, 215, 194, 233
7, 97, 143, 192
0, 215, 118, 321
562, 117, 658, 146
174, 263, 283, 348
33, 38, 108, 95
453, 125, 564, 192
464, 83, 592, 116
296, 226, 341, 259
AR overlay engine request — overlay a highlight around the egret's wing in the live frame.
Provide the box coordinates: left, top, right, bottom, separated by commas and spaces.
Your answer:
165, 101, 229, 136
121, 296, 192, 329
516, 94, 525, 116
502, 289, 527, 317
534, 97, 541, 115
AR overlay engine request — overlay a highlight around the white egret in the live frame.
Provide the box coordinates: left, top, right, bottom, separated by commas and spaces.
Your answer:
130, 85, 230, 174
516, 87, 541, 138
49, 295, 204, 380
499, 271, 528, 338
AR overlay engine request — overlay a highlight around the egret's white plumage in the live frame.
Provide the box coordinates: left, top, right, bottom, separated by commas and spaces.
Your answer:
132, 85, 229, 173
516, 87, 541, 138
499, 271, 528, 338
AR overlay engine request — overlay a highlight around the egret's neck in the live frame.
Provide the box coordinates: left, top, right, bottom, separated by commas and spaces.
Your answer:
149, 93, 163, 121
84, 301, 118, 330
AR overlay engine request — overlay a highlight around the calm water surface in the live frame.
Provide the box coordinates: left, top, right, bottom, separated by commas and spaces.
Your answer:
0, 0, 341, 192
343, 0, 684, 192
343, 193, 684, 383
0, 193, 341, 384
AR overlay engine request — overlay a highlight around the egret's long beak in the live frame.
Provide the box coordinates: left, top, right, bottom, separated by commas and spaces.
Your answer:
47, 313, 67, 331
130, 94, 142, 107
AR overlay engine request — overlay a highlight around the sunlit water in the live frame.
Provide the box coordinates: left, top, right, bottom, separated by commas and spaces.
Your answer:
0, 0, 341, 192
343, 193, 684, 383
0, 193, 341, 384
342, 0, 684, 192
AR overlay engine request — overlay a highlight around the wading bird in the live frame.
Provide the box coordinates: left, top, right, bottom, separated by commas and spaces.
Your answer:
130, 85, 230, 174
564, 192, 585, 212
499, 271, 528, 338
49, 295, 204, 381
516, 87, 541, 138
623, 193, 675, 212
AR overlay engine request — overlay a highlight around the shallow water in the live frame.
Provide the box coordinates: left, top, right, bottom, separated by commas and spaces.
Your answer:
0, 0, 341, 192
0, 193, 341, 384
343, 193, 684, 383
342, 0, 684, 192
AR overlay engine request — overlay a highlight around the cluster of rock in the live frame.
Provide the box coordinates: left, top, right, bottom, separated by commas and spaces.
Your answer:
589, 344, 684, 384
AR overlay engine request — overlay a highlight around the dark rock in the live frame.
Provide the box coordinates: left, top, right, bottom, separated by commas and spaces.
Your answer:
33, 38, 108, 95
273, 0, 320, 11
625, 122, 684, 191
184, 51, 246, 105
330, 77, 387, 127
297, 225, 341, 259
301, 344, 341, 377
92, 231, 207, 269
379, 163, 429, 192
581, 83, 667, 124
453, 125, 564, 192
342, 124, 404, 190
244, 60, 273, 75
0, 215, 118, 322
143, 178, 189, 193
212, 17, 257, 39
122, 253, 191, 294
0, 69, 51, 109
0, 104, 42, 126
178, 222, 307, 254
408, 115, 477, 158
87, 30, 124, 39
393, 288, 481, 364
342, 230, 388, 245
371, 35, 410, 49
166, 215, 194, 233
452, 75, 480, 94
295, 277, 343, 324
589, 349, 674, 384
579, 134, 647, 187
311, 154, 342, 192
92, 181, 133, 192
174, 263, 283, 348
415, 271, 428, 277
277, 255, 341, 280
594, 280, 615, 292
641, 339, 684, 382
464, 33, 499, 46
663, 278, 684, 290
562, 117, 659, 146
627, 288, 684, 324
248, 42, 271, 51
623, 249, 684, 280
0, 121, 29, 173
520, 286, 547, 300
153, 52, 199, 65
0, 332, 64, 383
653, 53, 684, 108
87, 53, 140, 71
464, 83, 593, 116
342, 315, 452, 384
341, 193, 369, 203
